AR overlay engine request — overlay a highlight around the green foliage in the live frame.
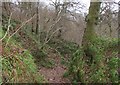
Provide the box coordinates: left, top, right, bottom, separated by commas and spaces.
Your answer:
66, 37, 119, 83
0, 76, 1, 84
32, 50, 48, 59
39, 59, 55, 68
0, 55, 2, 84
49, 39, 79, 66
89, 68, 107, 83
20, 51, 37, 73
49, 39, 79, 56
2, 38, 44, 83
66, 48, 86, 83
0, 26, 3, 39
2, 14, 20, 33
107, 53, 119, 83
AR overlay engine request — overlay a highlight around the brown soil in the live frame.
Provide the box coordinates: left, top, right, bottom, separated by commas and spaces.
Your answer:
39, 53, 70, 83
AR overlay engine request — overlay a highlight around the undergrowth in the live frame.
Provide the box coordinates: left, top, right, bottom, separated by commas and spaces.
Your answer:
48, 39, 79, 66
2, 19, 119, 83
14, 28, 56, 69
2, 38, 45, 83
64, 37, 119, 83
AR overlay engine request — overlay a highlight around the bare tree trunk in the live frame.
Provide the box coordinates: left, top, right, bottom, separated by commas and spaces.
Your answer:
36, 1, 39, 34
118, 1, 120, 31
31, 3, 34, 33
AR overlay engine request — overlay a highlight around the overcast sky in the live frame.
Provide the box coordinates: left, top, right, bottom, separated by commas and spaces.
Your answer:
41, 0, 120, 8
11, 0, 119, 14
40, 0, 119, 14
12, 0, 119, 9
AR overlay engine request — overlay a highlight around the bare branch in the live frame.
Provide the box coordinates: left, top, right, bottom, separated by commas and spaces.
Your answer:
0, 12, 13, 41
41, 27, 62, 49
45, 9, 62, 42
5, 14, 36, 48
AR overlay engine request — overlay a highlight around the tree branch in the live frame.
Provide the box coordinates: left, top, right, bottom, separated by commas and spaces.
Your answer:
5, 14, 36, 48
0, 12, 13, 41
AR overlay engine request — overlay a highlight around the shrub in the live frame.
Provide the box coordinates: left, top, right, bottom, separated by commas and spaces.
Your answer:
2, 38, 44, 83
66, 37, 119, 83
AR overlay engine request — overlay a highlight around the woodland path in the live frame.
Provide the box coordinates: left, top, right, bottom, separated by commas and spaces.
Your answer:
39, 53, 70, 83
19, 31, 70, 83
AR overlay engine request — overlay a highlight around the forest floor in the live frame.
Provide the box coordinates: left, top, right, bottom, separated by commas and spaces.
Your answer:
39, 53, 70, 83
18, 31, 71, 83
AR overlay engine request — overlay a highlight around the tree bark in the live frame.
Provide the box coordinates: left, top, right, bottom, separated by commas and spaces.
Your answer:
36, 1, 39, 34
82, 1, 101, 61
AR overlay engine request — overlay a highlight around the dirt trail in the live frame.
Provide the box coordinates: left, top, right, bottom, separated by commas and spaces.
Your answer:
39, 53, 70, 83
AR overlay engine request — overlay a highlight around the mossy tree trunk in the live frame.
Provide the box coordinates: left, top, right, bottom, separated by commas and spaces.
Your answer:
82, 1, 101, 62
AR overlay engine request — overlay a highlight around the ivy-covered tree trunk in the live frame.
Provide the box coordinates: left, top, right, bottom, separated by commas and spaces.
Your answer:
82, 1, 101, 62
